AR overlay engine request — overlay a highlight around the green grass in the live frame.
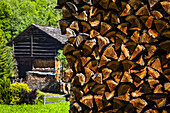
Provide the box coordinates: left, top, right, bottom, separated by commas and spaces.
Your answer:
0, 101, 70, 113
36, 90, 66, 103
0, 91, 70, 113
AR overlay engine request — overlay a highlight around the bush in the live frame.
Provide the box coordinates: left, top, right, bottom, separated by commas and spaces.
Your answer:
20, 89, 38, 105
0, 76, 11, 104
9, 82, 29, 104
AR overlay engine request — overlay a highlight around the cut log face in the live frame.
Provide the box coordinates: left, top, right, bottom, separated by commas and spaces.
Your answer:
102, 68, 112, 80
89, 13, 101, 27
70, 21, 79, 32
136, 5, 150, 16
125, 15, 141, 30
106, 80, 118, 92
99, 55, 110, 67
97, 35, 110, 52
83, 82, 96, 94
121, 71, 133, 83
72, 87, 84, 100
81, 21, 91, 33
103, 44, 118, 59
161, 1, 170, 15
94, 95, 111, 111
105, 91, 115, 100
131, 31, 140, 44
114, 92, 130, 101
80, 95, 93, 108
90, 29, 100, 38
117, 23, 128, 35
128, 0, 143, 10
84, 67, 94, 83
72, 73, 86, 86
59, 20, 69, 34
99, 0, 109, 9
66, 55, 76, 69
162, 30, 170, 38
92, 84, 106, 95
120, 2, 131, 17
130, 44, 145, 60
112, 99, 127, 112
57, 0, 170, 112
75, 10, 88, 21
154, 20, 168, 33
66, 28, 76, 38
108, 1, 119, 11
100, 22, 112, 35
62, 6, 73, 18
73, 102, 82, 112
111, 14, 120, 25
130, 98, 147, 113
151, 10, 163, 19
63, 43, 75, 55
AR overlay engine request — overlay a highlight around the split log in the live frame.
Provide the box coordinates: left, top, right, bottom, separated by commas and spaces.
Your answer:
92, 84, 106, 95
130, 98, 147, 113
57, 0, 170, 112
80, 95, 93, 108
94, 95, 111, 111
160, 1, 170, 15
72, 87, 84, 100
71, 73, 86, 86
102, 68, 112, 80
135, 5, 150, 16
106, 80, 118, 92
83, 82, 96, 94
125, 15, 141, 30
128, 0, 143, 10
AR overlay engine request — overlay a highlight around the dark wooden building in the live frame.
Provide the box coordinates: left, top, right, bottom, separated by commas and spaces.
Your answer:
8, 24, 67, 78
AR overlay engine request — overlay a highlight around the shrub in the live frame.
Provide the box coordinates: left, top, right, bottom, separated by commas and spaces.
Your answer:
9, 82, 29, 104
0, 76, 11, 104
20, 89, 38, 105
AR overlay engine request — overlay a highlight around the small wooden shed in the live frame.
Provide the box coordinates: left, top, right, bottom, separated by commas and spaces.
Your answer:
7, 24, 67, 78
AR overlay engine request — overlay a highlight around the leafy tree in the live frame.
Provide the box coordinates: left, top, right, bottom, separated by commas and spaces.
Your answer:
0, 29, 15, 77
0, 29, 8, 77
55, 50, 68, 71
0, 0, 12, 41
6, 0, 62, 38
55, 50, 68, 78
0, 76, 11, 104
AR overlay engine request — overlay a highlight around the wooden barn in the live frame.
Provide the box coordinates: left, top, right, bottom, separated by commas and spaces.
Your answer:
7, 24, 67, 79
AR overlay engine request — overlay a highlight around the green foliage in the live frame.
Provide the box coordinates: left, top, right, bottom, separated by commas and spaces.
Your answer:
9, 82, 30, 104
0, 101, 70, 113
6, 47, 16, 77
20, 89, 38, 105
0, 29, 8, 77
55, 50, 68, 71
0, 0, 12, 40
0, 76, 11, 104
4, 0, 62, 38
0, 29, 15, 77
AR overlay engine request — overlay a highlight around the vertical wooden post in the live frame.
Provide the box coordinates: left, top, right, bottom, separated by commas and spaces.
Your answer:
31, 26, 33, 57
43, 95, 45, 105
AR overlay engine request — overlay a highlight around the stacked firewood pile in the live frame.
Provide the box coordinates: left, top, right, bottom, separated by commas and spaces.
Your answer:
57, 0, 170, 112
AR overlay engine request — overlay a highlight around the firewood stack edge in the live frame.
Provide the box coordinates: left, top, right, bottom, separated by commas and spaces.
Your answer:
57, 0, 170, 112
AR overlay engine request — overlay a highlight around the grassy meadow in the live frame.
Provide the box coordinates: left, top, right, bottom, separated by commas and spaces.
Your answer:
0, 90, 70, 113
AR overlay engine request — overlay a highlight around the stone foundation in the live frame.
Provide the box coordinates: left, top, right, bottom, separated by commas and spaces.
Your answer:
26, 72, 59, 93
